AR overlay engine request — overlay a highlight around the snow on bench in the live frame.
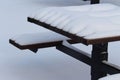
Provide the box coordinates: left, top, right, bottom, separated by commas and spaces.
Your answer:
9, 31, 78, 52
99, 73, 120, 80
28, 3, 120, 44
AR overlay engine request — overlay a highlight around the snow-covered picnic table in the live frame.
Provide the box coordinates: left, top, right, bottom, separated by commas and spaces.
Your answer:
10, 3, 120, 80
28, 3, 120, 45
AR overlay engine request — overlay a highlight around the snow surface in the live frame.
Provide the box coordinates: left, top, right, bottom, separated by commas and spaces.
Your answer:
12, 31, 69, 45
99, 74, 120, 80
30, 3, 120, 40
0, 0, 120, 80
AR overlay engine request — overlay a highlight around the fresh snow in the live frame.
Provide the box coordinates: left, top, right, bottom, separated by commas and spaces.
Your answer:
0, 0, 120, 80
30, 3, 120, 39
12, 31, 69, 45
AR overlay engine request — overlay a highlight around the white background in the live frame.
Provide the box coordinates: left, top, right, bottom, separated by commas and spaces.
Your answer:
0, 0, 120, 80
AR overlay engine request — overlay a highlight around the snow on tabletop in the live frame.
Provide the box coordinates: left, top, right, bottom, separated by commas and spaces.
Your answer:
11, 32, 69, 46
99, 74, 120, 80
29, 3, 120, 40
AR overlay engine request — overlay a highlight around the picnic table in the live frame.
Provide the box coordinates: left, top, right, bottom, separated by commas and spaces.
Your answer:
10, 2, 120, 80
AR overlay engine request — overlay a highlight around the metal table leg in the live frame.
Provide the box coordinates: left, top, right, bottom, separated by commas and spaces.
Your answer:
56, 41, 120, 80
91, 43, 108, 80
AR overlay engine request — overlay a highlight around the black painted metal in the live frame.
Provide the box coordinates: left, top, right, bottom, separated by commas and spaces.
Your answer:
56, 41, 120, 80
83, 0, 99, 4
56, 41, 91, 65
91, 43, 108, 80
91, 0, 100, 4
102, 61, 120, 74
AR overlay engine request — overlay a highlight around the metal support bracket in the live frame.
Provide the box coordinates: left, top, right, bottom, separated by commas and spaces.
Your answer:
56, 41, 91, 65
30, 49, 38, 53
91, 0, 100, 4
56, 41, 120, 80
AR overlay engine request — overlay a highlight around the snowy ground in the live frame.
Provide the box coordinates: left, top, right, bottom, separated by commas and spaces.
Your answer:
0, 0, 120, 80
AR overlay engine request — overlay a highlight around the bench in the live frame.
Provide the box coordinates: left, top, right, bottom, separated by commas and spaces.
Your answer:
10, 31, 79, 52
10, 3, 120, 80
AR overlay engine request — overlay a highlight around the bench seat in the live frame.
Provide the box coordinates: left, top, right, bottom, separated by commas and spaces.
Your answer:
28, 3, 120, 45
99, 74, 120, 80
10, 31, 78, 52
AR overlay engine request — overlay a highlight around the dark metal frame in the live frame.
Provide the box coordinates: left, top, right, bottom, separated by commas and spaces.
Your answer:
91, 0, 100, 4
56, 41, 120, 80
83, 0, 100, 4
